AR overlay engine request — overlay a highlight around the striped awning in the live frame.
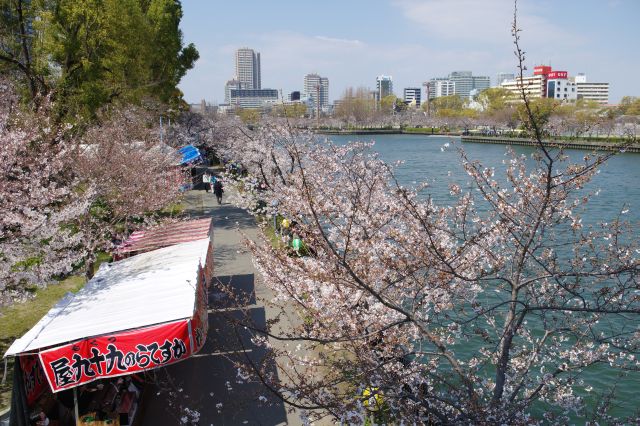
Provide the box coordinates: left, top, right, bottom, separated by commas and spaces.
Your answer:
115, 218, 213, 256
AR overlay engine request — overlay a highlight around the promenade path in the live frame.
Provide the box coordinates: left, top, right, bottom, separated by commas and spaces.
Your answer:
140, 183, 311, 425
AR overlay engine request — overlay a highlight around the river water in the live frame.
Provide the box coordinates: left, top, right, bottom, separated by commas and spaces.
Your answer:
327, 134, 640, 419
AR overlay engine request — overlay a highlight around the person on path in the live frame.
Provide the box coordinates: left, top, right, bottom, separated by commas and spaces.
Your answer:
203, 172, 211, 192
213, 180, 224, 205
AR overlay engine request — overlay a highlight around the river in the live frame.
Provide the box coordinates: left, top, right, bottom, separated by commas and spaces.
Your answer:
327, 134, 640, 419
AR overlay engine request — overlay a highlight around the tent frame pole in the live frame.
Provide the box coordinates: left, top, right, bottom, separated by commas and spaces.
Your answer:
74, 387, 79, 425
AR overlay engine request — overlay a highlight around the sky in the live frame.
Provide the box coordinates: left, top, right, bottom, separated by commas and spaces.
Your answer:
178, 0, 639, 105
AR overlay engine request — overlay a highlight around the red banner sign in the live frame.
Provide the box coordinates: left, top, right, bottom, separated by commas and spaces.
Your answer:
20, 355, 47, 406
39, 320, 192, 392
548, 71, 568, 79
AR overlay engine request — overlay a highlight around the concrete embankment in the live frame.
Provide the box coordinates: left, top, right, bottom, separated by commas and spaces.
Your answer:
317, 128, 461, 136
461, 135, 640, 153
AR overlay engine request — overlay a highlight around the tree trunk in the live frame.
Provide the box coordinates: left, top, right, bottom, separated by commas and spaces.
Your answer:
85, 259, 95, 280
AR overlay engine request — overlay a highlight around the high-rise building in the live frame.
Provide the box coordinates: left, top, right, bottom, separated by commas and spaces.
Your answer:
449, 71, 473, 98
448, 71, 490, 98
376, 75, 393, 100
303, 73, 329, 110
427, 72, 490, 99
496, 72, 515, 86
403, 88, 421, 107
235, 48, 261, 90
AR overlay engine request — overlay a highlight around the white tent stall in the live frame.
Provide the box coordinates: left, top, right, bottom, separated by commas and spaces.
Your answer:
4, 237, 212, 426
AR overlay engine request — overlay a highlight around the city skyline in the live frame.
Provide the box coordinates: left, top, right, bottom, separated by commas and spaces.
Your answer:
178, 0, 639, 104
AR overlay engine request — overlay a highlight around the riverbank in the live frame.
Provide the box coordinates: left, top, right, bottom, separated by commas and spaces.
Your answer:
461, 135, 640, 153
315, 127, 461, 136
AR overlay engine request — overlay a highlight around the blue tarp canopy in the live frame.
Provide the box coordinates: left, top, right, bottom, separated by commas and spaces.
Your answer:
178, 145, 202, 165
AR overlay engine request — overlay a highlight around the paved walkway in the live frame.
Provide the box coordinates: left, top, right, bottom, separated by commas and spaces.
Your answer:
140, 185, 306, 426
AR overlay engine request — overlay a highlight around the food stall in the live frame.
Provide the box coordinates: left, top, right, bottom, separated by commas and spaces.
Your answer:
114, 218, 213, 261
5, 237, 213, 426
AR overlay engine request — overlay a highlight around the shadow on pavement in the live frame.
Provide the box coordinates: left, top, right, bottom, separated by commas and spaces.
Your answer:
139, 274, 288, 426
210, 274, 257, 308
212, 204, 257, 230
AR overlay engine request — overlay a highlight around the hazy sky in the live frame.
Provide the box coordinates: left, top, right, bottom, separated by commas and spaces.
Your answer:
178, 0, 639, 104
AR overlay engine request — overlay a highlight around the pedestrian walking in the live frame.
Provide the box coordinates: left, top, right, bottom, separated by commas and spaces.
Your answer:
202, 172, 211, 192
213, 180, 224, 205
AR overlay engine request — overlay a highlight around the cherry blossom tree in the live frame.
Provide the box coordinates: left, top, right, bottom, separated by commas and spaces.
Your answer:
215, 6, 640, 424
1, 76, 187, 303
73, 106, 186, 277
0, 79, 91, 304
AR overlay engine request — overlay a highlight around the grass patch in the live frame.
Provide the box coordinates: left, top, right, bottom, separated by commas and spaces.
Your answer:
0, 252, 111, 411
0, 275, 86, 411
402, 127, 441, 134
261, 218, 286, 250
159, 201, 185, 217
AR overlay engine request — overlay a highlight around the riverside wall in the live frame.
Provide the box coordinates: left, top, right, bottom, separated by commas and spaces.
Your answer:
461, 135, 640, 153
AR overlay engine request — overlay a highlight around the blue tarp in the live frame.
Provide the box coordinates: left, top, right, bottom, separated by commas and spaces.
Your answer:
178, 145, 202, 165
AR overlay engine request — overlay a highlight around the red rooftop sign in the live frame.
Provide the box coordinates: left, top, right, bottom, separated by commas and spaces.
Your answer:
534, 65, 552, 75
548, 71, 568, 79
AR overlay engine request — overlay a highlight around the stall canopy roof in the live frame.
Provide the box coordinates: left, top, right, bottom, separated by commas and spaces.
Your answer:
178, 144, 201, 165
5, 238, 210, 357
115, 218, 212, 255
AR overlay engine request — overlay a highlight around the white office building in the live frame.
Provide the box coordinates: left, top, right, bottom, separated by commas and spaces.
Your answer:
303, 73, 329, 110
426, 72, 489, 99
500, 75, 545, 99
547, 78, 577, 102
403, 87, 421, 107
426, 78, 456, 99
235, 48, 261, 90
575, 74, 609, 104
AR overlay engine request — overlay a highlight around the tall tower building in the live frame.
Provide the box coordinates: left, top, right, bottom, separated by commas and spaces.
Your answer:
235, 48, 261, 90
376, 75, 393, 100
448, 71, 490, 98
303, 73, 329, 110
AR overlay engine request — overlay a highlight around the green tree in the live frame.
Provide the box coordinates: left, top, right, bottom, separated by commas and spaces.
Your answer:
516, 97, 556, 131
238, 108, 261, 125
1, 0, 198, 118
476, 87, 511, 113
271, 103, 308, 118
334, 87, 376, 123
393, 97, 407, 112
0, 0, 45, 99
618, 96, 640, 116
431, 95, 464, 112
379, 94, 395, 112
